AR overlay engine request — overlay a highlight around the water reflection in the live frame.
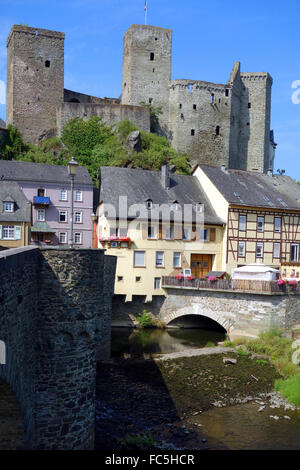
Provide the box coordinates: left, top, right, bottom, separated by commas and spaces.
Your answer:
111, 327, 226, 357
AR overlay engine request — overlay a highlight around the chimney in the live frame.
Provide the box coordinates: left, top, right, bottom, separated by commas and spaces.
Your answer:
161, 164, 170, 189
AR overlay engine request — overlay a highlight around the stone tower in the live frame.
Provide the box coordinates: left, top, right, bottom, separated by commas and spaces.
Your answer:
239, 73, 273, 173
121, 24, 172, 136
6, 25, 65, 143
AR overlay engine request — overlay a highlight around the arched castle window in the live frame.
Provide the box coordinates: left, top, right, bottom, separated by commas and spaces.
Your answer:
216, 126, 220, 136
45, 60, 50, 68
150, 52, 155, 61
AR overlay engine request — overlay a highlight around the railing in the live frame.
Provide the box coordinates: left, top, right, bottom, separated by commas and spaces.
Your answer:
162, 276, 299, 294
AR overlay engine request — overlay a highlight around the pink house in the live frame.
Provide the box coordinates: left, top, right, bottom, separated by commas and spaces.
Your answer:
0, 161, 94, 248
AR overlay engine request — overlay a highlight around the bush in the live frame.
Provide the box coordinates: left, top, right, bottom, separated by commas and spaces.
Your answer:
136, 311, 155, 328
275, 373, 300, 406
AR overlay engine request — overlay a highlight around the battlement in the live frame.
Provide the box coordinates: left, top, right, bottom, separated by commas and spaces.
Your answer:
240, 72, 273, 84
7, 25, 65, 47
170, 79, 227, 91
124, 24, 172, 36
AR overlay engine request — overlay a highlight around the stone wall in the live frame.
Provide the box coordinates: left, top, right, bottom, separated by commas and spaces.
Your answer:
159, 287, 300, 338
57, 102, 150, 136
0, 246, 116, 450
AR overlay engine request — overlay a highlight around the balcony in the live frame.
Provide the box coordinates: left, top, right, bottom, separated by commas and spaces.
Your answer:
33, 196, 50, 206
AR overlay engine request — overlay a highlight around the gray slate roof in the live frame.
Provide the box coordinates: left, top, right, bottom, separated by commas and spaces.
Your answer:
0, 160, 93, 186
199, 165, 300, 211
100, 166, 224, 224
0, 181, 31, 222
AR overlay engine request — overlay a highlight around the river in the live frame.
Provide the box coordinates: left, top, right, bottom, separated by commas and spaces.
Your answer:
95, 327, 300, 450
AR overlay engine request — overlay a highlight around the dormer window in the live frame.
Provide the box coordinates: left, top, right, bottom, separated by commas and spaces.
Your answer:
3, 201, 14, 212
195, 203, 203, 213
171, 201, 180, 211
146, 199, 153, 209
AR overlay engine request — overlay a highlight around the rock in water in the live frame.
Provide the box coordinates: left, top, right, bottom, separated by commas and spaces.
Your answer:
223, 357, 237, 365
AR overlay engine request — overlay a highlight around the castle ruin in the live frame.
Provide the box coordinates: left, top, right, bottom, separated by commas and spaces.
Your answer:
6, 24, 276, 173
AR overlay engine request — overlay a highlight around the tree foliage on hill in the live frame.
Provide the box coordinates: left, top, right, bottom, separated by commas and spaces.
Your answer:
0, 117, 191, 186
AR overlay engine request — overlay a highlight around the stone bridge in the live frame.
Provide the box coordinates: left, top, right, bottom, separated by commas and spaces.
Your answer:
0, 246, 116, 450
160, 286, 300, 339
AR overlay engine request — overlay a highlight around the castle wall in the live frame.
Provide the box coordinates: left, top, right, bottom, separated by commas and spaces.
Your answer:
0, 246, 116, 449
6, 26, 65, 143
56, 102, 150, 136
64, 88, 121, 105
169, 80, 231, 166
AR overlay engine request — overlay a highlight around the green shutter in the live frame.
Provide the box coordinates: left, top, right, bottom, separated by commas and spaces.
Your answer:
0, 225, 2, 239
15, 226, 22, 240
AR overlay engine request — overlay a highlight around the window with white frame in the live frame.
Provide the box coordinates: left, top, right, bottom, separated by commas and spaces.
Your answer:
2, 226, 15, 239
3, 202, 14, 212
239, 215, 246, 231
75, 190, 82, 202
173, 252, 181, 268
291, 244, 299, 262
59, 232, 67, 244
274, 217, 281, 233
257, 216, 264, 233
74, 232, 82, 244
154, 277, 161, 289
148, 224, 157, 239
156, 251, 164, 267
60, 189, 67, 201
74, 211, 82, 223
238, 241, 246, 257
37, 209, 45, 222
273, 242, 281, 259
166, 225, 174, 240
200, 228, 208, 241
59, 210, 67, 223
146, 199, 153, 209
182, 227, 191, 240
134, 251, 145, 267
256, 242, 264, 258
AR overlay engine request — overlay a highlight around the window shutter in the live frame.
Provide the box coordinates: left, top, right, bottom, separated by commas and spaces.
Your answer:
0, 225, 2, 239
210, 228, 216, 242
15, 226, 22, 240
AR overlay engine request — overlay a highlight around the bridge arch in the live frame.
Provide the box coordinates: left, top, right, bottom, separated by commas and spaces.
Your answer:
167, 314, 227, 332
162, 308, 235, 333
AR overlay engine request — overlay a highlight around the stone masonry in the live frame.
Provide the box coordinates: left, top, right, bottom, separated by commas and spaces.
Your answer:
122, 25, 274, 173
160, 287, 300, 339
0, 246, 116, 450
6, 23, 274, 173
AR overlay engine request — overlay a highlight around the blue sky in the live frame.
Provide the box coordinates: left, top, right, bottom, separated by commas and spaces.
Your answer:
0, 0, 300, 177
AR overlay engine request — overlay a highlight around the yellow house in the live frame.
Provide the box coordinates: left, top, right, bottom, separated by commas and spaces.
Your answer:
194, 165, 300, 277
97, 166, 225, 301
0, 181, 31, 249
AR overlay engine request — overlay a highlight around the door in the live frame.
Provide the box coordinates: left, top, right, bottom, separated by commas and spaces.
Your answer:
191, 254, 213, 278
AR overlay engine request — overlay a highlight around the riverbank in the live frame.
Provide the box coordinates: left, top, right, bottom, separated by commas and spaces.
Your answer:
95, 348, 285, 450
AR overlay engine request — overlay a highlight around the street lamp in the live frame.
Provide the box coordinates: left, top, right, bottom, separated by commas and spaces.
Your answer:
67, 157, 78, 248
